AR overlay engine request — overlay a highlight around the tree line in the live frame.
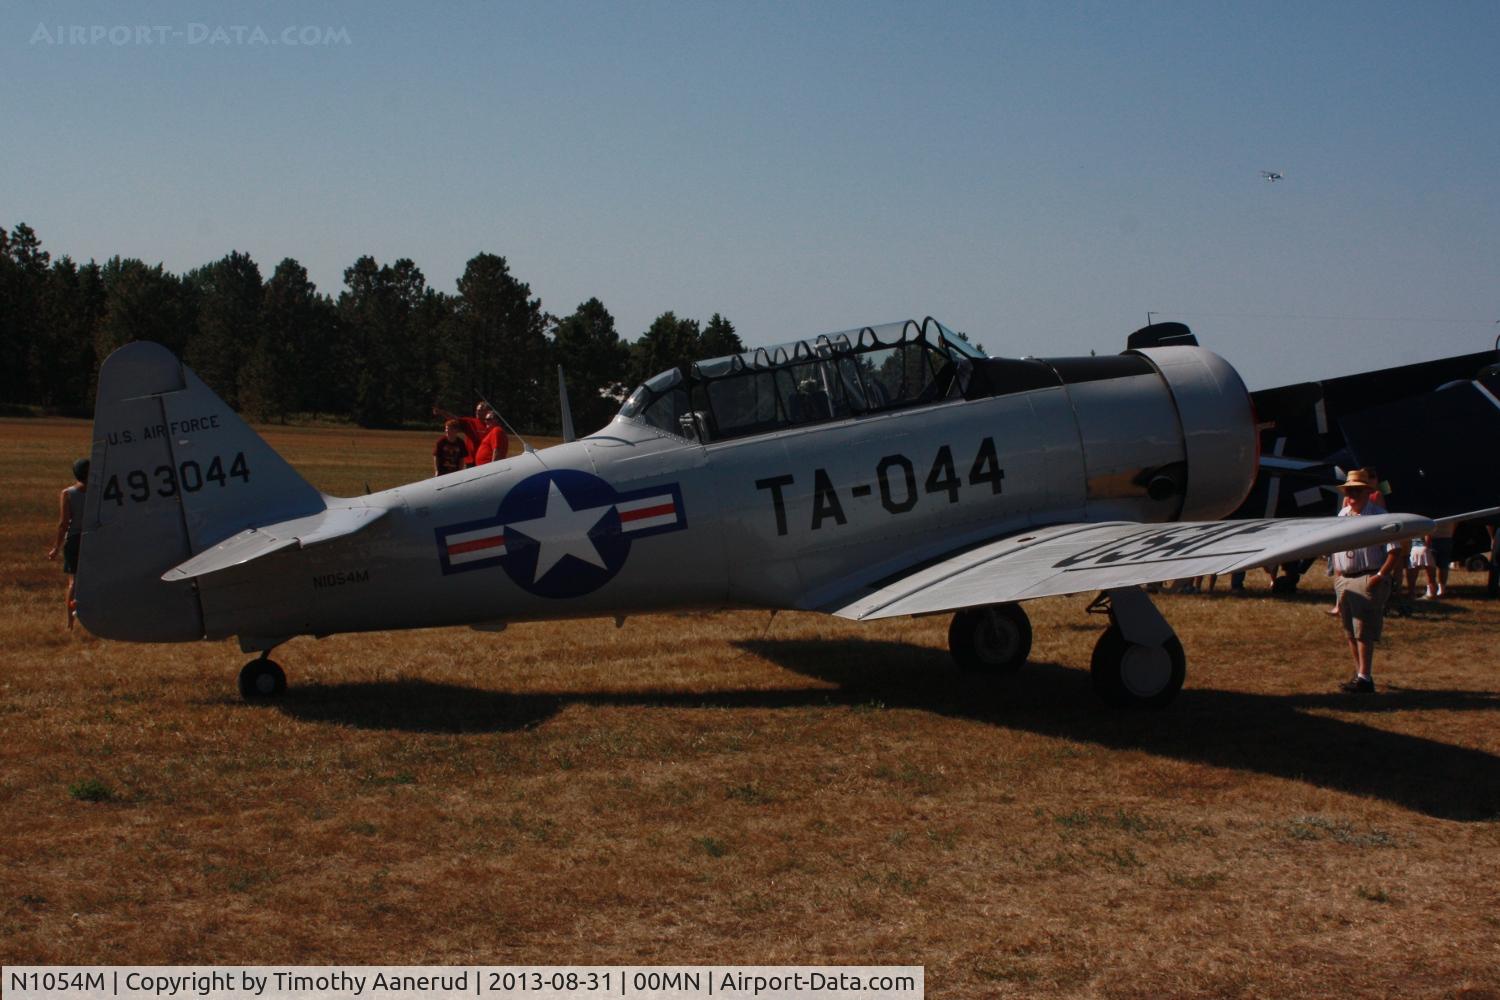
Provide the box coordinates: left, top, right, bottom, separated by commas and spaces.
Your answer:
0, 221, 746, 433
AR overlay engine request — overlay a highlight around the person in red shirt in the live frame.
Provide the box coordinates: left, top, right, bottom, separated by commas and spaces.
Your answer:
432, 420, 472, 476
474, 411, 509, 464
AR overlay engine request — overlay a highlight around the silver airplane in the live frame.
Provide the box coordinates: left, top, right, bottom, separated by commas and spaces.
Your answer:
77, 319, 1436, 708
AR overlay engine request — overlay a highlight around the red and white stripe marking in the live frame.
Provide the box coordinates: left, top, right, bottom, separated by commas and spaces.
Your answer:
446, 491, 678, 566
445, 525, 508, 565
616, 493, 679, 532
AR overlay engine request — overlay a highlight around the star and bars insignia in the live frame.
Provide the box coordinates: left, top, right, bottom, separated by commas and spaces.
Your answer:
434, 469, 687, 599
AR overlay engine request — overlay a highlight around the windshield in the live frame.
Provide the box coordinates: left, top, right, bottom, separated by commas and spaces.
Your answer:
935, 321, 986, 360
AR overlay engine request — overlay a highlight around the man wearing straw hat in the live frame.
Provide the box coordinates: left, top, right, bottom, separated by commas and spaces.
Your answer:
1330, 468, 1407, 693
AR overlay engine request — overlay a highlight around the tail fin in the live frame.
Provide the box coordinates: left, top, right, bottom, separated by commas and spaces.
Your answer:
76, 342, 325, 641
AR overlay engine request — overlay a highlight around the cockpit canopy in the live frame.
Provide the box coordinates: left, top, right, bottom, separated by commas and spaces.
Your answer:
618, 317, 987, 443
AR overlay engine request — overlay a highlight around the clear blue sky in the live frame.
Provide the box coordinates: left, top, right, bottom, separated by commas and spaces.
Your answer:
5, 1, 1497, 388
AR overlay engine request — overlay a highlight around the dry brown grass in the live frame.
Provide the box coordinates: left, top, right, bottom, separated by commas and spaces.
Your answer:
3, 417, 1499, 997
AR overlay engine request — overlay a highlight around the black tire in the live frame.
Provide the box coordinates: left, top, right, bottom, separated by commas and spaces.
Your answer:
949, 604, 1032, 673
238, 659, 287, 700
1090, 624, 1184, 709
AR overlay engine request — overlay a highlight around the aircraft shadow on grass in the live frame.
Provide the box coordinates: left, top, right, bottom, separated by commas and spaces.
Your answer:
274, 638, 1500, 821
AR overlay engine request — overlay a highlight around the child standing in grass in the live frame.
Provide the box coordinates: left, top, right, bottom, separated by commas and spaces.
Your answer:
432, 419, 472, 476
46, 458, 89, 630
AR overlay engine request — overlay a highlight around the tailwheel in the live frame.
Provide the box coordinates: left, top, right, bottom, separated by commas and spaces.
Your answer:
949, 603, 1032, 673
238, 658, 287, 700
1090, 624, 1184, 709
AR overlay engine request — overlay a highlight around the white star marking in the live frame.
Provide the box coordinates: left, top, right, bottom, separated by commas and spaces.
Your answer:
504, 481, 612, 583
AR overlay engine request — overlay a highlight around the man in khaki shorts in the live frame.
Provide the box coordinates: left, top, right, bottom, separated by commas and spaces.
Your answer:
1330, 468, 1407, 693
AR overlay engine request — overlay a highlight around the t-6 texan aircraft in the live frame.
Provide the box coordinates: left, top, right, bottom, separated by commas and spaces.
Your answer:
78, 319, 1439, 708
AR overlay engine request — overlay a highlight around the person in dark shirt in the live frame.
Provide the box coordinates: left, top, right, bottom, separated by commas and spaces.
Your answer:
47, 458, 89, 629
432, 420, 472, 476
432, 402, 492, 452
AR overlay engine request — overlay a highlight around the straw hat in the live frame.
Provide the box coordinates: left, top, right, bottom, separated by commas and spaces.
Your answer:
1339, 468, 1379, 492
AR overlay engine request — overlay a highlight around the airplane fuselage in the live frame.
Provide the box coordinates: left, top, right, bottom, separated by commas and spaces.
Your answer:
76, 329, 1448, 709
183, 347, 1254, 648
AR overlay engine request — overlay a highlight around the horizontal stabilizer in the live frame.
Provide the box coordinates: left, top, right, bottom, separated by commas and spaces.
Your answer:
1258, 454, 1333, 474
1433, 505, 1500, 528
1258, 454, 1341, 483
832, 513, 1432, 621
162, 505, 387, 581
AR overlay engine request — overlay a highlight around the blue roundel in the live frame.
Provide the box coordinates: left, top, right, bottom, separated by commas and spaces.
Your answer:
434, 469, 687, 599
496, 470, 631, 599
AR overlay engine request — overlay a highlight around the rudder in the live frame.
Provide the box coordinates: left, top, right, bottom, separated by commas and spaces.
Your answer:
76, 342, 325, 641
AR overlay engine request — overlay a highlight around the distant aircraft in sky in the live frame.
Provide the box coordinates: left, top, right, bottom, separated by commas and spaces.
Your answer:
1260, 170, 1284, 182
77, 320, 1444, 709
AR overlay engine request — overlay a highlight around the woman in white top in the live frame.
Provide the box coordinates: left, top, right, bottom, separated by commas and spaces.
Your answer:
1406, 534, 1435, 600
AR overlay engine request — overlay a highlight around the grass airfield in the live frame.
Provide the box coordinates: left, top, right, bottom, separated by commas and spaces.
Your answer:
3, 417, 1499, 997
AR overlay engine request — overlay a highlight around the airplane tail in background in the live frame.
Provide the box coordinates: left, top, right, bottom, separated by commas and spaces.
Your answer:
76, 342, 326, 641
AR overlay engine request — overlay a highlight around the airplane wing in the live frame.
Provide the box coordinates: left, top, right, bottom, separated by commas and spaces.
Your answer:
831, 513, 1431, 621
161, 504, 388, 582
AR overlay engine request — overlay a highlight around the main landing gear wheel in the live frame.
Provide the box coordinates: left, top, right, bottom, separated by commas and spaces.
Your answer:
949, 603, 1032, 673
1090, 624, 1184, 709
238, 658, 287, 700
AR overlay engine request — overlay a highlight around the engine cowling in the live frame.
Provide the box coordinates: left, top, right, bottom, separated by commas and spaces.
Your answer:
1037, 347, 1257, 524
1133, 346, 1258, 521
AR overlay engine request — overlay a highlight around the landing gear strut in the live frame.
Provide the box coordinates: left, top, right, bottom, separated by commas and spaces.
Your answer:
949, 603, 1032, 673
238, 653, 287, 700
1088, 588, 1185, 709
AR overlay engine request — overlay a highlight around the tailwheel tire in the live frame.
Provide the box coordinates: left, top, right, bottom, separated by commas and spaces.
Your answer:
949, 604, 1032, 674
1090, 624, 1184, 709
239, 659, 287, 700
